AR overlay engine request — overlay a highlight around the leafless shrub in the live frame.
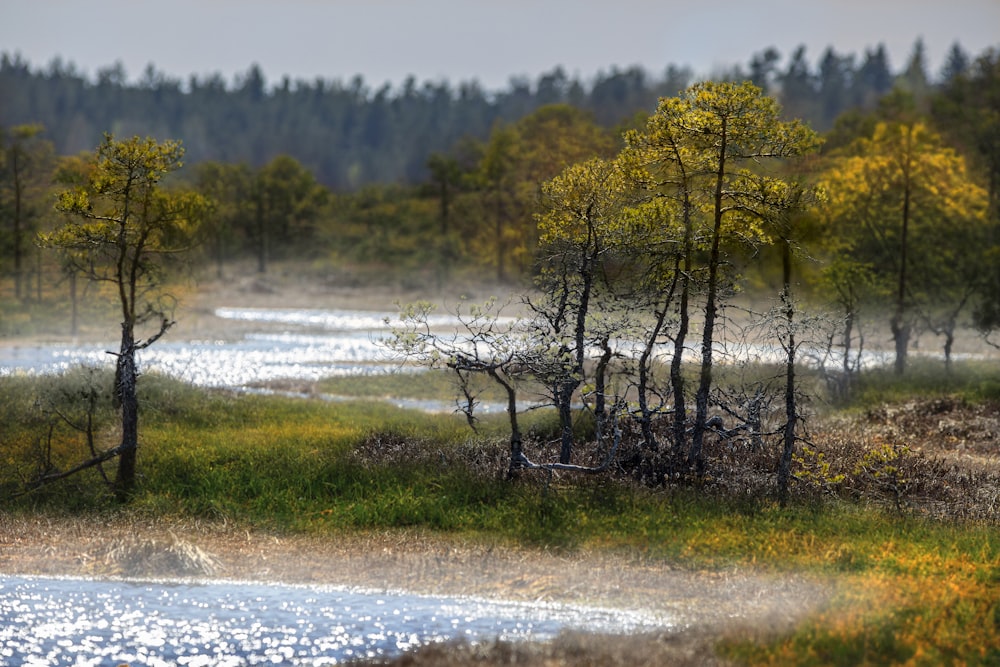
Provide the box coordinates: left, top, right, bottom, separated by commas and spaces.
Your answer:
350, 396, 998, 523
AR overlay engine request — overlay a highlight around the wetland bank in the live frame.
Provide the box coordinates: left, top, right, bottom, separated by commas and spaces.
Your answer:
1, 281, 835, 663
3, 276, 999, 665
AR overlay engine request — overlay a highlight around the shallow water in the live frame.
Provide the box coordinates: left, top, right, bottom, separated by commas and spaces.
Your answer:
0, 575, 667, 666
1, 305, 966, 412
0, 308, 419, 388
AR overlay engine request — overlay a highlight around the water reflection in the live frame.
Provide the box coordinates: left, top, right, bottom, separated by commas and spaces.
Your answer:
1, 575, 666, 666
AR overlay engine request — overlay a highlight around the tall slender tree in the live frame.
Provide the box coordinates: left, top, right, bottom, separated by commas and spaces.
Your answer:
1, 124, 54, 300
632, 81, 819, 472
42, 134, 207, 499
534, 156, 640, 463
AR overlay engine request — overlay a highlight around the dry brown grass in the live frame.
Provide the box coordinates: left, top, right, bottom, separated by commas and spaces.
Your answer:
89, 533, 221, 578
799, 397, 1000, 521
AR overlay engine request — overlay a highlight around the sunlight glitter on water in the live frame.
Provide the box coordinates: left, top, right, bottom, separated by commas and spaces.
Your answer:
213, 307, 474, 331
1, 576, 668, 666
0, 309, 421, 389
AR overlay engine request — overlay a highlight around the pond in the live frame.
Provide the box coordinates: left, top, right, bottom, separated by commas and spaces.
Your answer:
1, 575, 667, 666
0, 307, 544, 413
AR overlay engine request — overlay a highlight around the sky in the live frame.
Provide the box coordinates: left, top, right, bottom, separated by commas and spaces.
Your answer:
1, 0, 998, 92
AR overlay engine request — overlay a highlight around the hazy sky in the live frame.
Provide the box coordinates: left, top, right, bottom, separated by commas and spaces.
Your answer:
1, 0, 998, 91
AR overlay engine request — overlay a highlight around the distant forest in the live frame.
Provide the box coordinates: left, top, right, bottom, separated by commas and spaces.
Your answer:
0, 39, 972, 189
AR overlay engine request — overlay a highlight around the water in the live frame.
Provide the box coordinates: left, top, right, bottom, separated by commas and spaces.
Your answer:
0, 575, 667, 666
1, 306, 980, 409
0, 307, 537, 413
0, 308, 423, 388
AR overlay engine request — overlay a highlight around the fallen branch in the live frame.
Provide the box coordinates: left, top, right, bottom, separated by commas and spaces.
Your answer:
6, 444, 124, 500
514, 420, 623, 474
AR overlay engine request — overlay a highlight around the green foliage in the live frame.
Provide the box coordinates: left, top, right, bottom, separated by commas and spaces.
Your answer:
1, 55, 672, 188
853, 442, 913, 513
42, 133, 208, 309
37, 133, 209, 498
4, 40, 953, 189
817, 120, 991, 374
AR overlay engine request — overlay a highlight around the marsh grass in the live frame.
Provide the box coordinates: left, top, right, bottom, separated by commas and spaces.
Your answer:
0, 279, 129, 338
845, 357, 1000, 406
316, 368, 556, 416
3, 362, 1000, 664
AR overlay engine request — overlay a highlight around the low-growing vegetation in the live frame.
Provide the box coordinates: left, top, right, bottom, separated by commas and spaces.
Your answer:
2, 360, 998, 664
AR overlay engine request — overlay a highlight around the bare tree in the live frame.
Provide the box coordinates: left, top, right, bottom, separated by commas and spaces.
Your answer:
386, 299, 535, 477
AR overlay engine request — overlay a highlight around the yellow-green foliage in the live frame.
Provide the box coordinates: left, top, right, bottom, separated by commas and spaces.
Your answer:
793, 444, 846, 493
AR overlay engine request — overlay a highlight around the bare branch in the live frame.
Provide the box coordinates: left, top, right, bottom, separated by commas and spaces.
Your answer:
7, 444, 124, 500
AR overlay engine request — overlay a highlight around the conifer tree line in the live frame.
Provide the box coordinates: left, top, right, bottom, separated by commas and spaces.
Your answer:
1, 38, 998, 322
0, 39, 972, 188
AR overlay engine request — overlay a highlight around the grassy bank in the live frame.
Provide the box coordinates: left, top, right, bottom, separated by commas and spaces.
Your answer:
2, 367, 999, 665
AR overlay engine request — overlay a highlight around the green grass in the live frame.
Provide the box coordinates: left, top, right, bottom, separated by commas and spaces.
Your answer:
845, 357, 1000, 407
2, 365, 999, 664
316, 367, 551, 404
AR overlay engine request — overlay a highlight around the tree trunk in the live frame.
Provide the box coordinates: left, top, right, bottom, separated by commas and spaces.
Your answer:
69, 271, 78, 337
255, 193, 268, 274
837, 305, 856, 402
892, 127, 914, 376
777, 238, 797, 504
494, 189, 505, 283
12, 148, 24, 301
638, 298, 671, 452
593, 337, 612, 446
672, 227, 692, 467
557, 381, 575, 464
943, 318, 956, 375
114, 324, 139, 501
690, 127, 728, 474
890, 315, 910, 376
842, 301, 855, 376
557, 258, 594, 465
34, 244, 43, 303
668, 175, 695, 471
492, 370, 524, 479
